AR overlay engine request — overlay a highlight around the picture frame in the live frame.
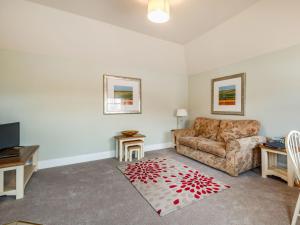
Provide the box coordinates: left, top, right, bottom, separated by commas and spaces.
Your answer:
211, 73, 246, 116
103, 74, 142, 114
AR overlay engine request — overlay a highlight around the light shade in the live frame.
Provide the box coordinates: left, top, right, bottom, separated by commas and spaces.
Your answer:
176, 109, 188, 117
148, 0, 170, 23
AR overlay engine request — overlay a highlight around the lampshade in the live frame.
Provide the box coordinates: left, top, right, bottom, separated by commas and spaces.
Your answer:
176, 109, 188, 117
148, 0, 170, 23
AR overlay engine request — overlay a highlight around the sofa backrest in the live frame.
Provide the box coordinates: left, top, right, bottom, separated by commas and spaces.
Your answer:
216, 120, 261, 142
193, 117, 221, 140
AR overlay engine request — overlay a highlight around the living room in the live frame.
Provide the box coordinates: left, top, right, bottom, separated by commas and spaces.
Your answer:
1, 0, 300, 225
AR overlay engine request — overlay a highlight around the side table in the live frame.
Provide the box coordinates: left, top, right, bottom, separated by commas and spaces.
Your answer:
171, 129, 179, 149
114, 134, 145, 162
260, 145, 294, 187
0, 145, 39, 199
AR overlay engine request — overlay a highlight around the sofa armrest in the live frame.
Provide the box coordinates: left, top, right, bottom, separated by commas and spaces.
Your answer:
174, 128, 196, 146
225, 136, 266, 176
226, 136, 266, 153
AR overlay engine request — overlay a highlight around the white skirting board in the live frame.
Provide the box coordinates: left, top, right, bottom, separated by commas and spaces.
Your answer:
38, 142, 173, 170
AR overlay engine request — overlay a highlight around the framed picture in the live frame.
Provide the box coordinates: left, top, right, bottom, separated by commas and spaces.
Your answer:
211, 73, 246, 116
103, 74, 141, 114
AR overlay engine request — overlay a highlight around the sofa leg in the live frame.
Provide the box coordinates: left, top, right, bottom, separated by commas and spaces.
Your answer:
227, 170, 239, 177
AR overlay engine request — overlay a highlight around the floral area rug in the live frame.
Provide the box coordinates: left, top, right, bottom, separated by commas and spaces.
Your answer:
118, 157, 230, 216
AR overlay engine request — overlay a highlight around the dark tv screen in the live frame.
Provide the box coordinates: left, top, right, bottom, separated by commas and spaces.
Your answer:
0, 122, 20, 150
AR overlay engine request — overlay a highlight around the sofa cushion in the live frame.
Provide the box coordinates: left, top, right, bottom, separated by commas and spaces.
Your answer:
193, 117, 221, 140
217, 120, 260, 143
178, 137, 199, 149
196, 137, 226, 158
179, 136, 226, 158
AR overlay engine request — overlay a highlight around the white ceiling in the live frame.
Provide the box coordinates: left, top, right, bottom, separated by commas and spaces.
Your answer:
28, 0, 259, 44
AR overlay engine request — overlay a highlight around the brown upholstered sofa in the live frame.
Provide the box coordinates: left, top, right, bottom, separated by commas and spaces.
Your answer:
174, 117, 266, 176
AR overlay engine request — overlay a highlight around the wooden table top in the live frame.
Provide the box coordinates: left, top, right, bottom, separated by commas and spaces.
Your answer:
114, 134, 146, 140
259, 144, 287, 154
0, 145, 39, 169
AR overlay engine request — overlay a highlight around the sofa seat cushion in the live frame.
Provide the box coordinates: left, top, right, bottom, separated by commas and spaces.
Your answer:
196, 137, 226, 158
178, 137, 199, 149
178, 136, 226, 158
193, 117, 220, 140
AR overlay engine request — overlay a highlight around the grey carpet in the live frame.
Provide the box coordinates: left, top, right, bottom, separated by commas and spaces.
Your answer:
0, 148, 299, 225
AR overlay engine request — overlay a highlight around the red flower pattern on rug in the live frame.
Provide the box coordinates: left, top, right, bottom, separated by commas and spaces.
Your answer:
118, 158, 230, 216
124, 159, 168, 184
168, 170, 230, 199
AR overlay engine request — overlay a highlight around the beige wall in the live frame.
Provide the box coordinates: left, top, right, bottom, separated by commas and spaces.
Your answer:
0, 1, 187, 160
185, 0, 300, 74
188, 44, 300, 137
1, 0, 300, 163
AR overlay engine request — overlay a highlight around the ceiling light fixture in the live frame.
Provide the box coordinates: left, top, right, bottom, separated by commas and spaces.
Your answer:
147, 0, 170, 23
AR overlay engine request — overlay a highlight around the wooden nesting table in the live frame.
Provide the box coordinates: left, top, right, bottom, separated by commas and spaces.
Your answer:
0, 145, 39, 199
260, 145, 294, 187
114, 134, 145, 162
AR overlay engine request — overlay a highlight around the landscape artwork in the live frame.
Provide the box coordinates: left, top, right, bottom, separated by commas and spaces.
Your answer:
211, 73, 245, 116
103, 74, 141, 114
114, 85, 133, 105
219, 85, 236, 105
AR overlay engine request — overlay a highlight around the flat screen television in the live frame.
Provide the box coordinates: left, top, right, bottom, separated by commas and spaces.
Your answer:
0, 122, 20, 150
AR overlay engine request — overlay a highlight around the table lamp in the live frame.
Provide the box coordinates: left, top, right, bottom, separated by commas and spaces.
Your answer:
176, 109, 188, 129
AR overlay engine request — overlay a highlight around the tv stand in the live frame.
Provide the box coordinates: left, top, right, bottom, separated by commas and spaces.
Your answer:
0, 145, 39, 199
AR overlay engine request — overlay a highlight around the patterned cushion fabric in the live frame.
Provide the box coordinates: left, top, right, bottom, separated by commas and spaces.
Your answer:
178, 136, 226, 158
217, 120, 261, 143
196, 137, 226, 158
178, 137, 199, 149
193, 117, 221, 140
